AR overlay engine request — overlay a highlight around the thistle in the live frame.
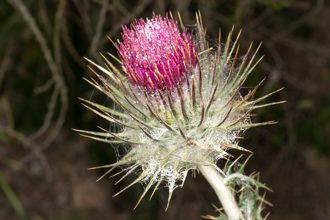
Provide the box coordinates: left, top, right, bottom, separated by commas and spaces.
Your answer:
76, 12, 283, 219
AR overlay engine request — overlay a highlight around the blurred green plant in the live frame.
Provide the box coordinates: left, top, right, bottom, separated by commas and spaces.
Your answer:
0, 169, 27, 219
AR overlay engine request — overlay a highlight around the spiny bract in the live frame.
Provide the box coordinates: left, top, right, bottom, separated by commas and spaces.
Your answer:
76, 12, 283, 210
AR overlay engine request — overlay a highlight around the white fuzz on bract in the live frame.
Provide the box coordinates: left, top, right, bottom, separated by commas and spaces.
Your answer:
75, 12, 284, 210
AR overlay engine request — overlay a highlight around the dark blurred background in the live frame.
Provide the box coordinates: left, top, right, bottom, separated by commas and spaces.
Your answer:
1, 0, 330, 219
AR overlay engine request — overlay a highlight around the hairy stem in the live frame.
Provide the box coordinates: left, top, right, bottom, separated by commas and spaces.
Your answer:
198, 165, 242, 220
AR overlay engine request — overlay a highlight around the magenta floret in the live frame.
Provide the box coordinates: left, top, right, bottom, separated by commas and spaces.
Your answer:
116, 13, 197, 92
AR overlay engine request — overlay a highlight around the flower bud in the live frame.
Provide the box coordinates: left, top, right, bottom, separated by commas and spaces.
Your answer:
77, 12, 283, 210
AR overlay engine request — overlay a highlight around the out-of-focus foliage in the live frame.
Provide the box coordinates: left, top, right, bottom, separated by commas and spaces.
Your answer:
0, 0, 329, 219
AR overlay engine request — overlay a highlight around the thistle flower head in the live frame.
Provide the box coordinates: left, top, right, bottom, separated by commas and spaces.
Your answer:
117, 13, 196, 92
77, 12, 283, 210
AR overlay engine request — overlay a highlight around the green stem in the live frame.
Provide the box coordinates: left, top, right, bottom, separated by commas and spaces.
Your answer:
198, 164, 242, 220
